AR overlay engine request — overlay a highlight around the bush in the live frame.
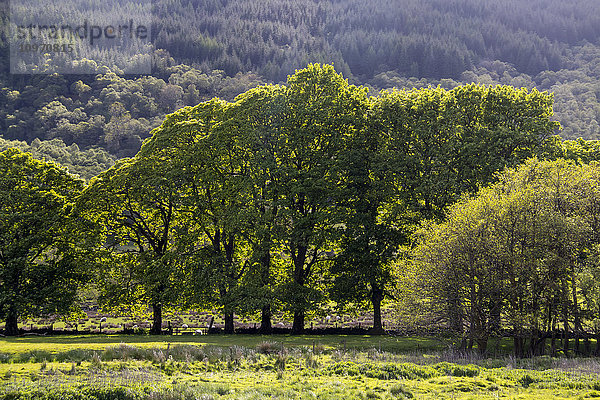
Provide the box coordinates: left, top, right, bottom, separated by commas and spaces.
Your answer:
256, 341, 280, 355
519, 374, 536, 388
55, 349, 94, 363
328, 362, 439, 380
434, 362, 480, 377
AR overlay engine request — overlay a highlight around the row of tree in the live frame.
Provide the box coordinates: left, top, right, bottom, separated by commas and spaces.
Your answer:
0, 65, 560, 337
3, 0, 600, 158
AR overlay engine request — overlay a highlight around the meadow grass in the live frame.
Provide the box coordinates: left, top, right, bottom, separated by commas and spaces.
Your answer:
0, 335, 599, 399
0, 334, 455, 354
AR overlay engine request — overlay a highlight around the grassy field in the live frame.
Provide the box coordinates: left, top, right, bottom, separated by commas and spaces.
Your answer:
0, 334, 452, 354
1, 334, 599, 399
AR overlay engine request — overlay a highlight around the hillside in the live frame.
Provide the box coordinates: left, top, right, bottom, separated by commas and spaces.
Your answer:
1, 0, 600, 162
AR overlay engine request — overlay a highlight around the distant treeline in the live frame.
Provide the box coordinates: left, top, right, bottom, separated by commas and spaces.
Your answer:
153, 0, 599, 80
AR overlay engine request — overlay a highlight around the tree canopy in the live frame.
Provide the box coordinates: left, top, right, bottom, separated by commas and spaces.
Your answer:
409, 158, 600, 356
0, 148, 87, 335
0, 65, 570, 338
71, 65, 560, 335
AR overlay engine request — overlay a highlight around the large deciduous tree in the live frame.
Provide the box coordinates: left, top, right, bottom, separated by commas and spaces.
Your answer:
139, 99, 254, 334
329, 91, 403, 334
230, 84, 288, 334
78, 153, 188, 335
269, 64, 369, 333
378, 84, 559, 220
330, 84, 559, 334
0, 148, 86, 336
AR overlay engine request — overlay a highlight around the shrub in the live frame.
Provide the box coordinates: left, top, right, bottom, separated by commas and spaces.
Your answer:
519, 374, 536, 388
434, 362, 480, 377
328, 362, 439, 380
256, 341, 280, 355
55, 349, 94, 362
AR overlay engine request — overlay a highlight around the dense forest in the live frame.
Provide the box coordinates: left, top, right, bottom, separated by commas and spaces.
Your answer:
2, 0, 600, 167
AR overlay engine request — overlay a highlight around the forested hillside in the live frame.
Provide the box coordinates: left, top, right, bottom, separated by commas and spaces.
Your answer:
2, 0, 600, 165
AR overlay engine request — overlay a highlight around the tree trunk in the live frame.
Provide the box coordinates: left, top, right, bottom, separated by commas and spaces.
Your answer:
476, 337, 488, 355
224, 311, 234, 334
150, 303, 162, 335
260, 305, 272, 334
570, 272, 582, 355
369, 286, 385, 335
528, 330, 538, 356
584, 335, 591, 356
563, 327, 570, 356
449, 295, 463, 334
563, 304, 570, 356
291, 245, 308, 335
513, 331, 524, 358
537, 337, 547, 356
489, 299, 502, 334
5, 311, 18, 336
292, 310, 304, 334
259, 233, 272, 335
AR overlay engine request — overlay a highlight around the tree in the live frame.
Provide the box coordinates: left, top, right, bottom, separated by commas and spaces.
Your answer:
271, 64, 368, 333
78, 154, 188, 335
0, 148, 86, 335
329, 91, 404, 334
138, 99, 255, 334
231, 84, 289, 334
378, 85, 559, 221
410, 159, 593, 356
329, 84, 558, 334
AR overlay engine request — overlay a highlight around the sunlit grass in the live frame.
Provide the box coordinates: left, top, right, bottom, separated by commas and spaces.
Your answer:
0, 334, 454, 355
1, 336, 599, 399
